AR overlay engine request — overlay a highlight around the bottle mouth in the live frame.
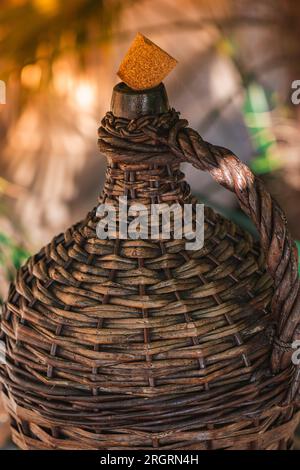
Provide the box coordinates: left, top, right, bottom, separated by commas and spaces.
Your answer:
110, 82, 169, 119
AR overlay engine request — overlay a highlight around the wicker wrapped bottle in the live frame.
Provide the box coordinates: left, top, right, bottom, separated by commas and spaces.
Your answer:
1, 36, 300, 450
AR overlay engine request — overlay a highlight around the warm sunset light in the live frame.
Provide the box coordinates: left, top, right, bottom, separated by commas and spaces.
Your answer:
20, 64, 42, 89
74, 80, 95, 109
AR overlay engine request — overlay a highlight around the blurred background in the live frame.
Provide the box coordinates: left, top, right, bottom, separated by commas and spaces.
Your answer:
1, 0, 300, 449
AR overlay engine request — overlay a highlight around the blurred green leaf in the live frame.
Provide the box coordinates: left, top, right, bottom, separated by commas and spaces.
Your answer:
11, 246, 30, 270
251, 153, 282, 174
0, 231, 30, 272
0, 231, 30, 305
243, 82, 282, 175
0, 232, 11, 246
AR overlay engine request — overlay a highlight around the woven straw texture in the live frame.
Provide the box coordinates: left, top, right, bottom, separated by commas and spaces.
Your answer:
0, 109, 299, 450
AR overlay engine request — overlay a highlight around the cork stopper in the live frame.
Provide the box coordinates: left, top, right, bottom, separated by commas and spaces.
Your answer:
117, 33, 177, 90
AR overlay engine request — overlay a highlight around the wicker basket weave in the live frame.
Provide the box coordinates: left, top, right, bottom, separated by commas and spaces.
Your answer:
0, 83, 300, 450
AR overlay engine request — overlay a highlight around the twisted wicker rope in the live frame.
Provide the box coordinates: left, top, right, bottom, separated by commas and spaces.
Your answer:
99, 110, 300, 402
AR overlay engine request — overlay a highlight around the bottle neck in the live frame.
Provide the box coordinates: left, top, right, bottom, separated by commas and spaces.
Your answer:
100, 160, 191, 206
99, 83, 187, 207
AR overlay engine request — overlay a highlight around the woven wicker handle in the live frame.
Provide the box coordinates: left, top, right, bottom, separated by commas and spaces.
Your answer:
165, 120, 300, 384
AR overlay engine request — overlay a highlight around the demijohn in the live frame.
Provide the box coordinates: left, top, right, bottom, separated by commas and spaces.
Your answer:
1, 33, 300, 450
